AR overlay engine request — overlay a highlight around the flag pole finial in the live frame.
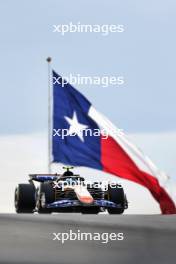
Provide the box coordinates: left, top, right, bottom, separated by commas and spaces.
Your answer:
46, 57, 52, 63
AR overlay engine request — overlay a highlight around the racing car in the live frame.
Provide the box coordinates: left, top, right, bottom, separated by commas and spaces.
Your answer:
14, 167, 128, 214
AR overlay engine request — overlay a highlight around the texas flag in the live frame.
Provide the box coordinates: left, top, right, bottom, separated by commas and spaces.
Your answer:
52, 70, 176, 214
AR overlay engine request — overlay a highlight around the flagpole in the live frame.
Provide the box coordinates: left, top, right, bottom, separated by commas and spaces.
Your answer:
46, 57, 52, 173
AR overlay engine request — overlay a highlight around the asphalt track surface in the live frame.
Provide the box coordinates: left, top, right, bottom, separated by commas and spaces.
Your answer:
0, 214, 176, 264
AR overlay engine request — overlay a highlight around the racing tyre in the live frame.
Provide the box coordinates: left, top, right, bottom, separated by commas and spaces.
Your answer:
107, 185, 125, 214
37, 182, 55, 214
15, 184, 36, 213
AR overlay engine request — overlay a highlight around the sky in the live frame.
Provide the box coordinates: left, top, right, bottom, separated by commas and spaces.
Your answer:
0, 1, 176, 213
0, 0, 176, 134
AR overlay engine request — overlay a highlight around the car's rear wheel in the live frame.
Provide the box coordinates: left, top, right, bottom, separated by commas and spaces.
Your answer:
37, 183, 55, 214
107, 185, 125, 214
15, 184, 36, 213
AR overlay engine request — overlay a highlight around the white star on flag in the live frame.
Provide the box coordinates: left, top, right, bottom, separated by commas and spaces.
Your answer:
64, 111, 88, 142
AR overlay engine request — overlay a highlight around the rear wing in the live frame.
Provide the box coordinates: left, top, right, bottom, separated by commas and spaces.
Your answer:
29, 174, 60, 183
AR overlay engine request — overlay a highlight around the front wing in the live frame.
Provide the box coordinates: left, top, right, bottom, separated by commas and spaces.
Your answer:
46, 199, 125, 209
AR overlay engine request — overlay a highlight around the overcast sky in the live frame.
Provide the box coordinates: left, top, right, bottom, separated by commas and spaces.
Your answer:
0, 1, 176, 214
0, 0, 176, 134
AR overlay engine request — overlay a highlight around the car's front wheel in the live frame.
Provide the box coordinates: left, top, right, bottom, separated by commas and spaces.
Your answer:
37, 183, 55, 214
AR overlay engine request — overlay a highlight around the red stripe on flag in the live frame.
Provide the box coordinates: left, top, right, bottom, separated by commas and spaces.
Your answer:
101, 136, 176, 214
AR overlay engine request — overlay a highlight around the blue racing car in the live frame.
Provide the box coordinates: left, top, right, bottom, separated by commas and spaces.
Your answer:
14, 167, 128, 214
